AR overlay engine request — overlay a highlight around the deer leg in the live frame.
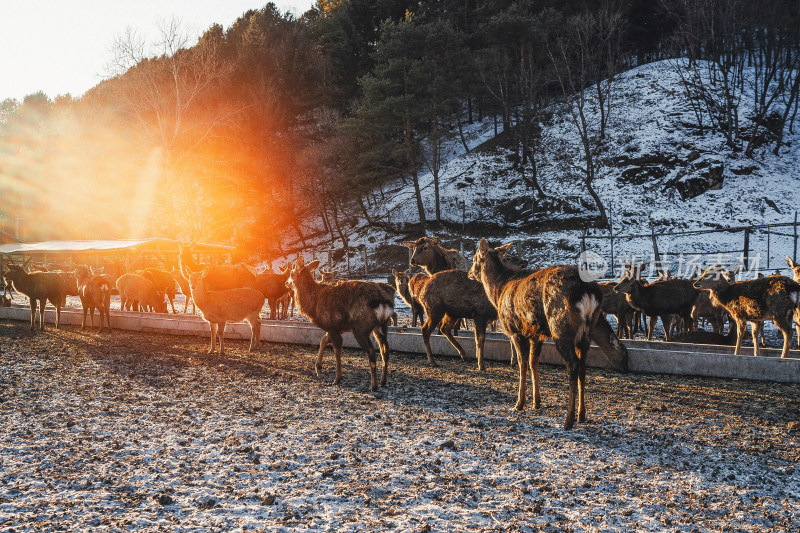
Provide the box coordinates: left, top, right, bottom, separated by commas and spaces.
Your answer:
208, 323, 218, 354
556, 338, 580, 430
81, 305, 88, 330
576, 336, 590, 423
733, 319, 745, 355
247, 314, 261, 351
421, 310, 443, 366
509, 341, 517, 368
218, 322, 227, 355
315, 333, 330, 377
474, 318, 488, 371
39, 299, 46, 331
440, 315, 468, 361
373, 324, 390, 386
510, 334, 530, 412
530, 340, 542, 409
354, 329, 379, 392
29, 299, 36, 330
169, 297, 176, 314
750, 321, 762, 357
647, 315, 656, 341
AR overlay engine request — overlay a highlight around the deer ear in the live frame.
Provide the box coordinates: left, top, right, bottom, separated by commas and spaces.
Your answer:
478, 238, 490, 255
402, 241, 416, 249
497, 242, 514, 254
296, 256, 305, 269
431, 237, 440, 245
392, 269, 398, 276
787, 256, 797, 269
732, 265, 741, 275
307, 260, 320, 272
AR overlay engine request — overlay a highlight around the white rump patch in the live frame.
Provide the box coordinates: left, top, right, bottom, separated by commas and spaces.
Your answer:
375, 304, 394, 323
790, 291, 800, 306
574, 293, 599, 341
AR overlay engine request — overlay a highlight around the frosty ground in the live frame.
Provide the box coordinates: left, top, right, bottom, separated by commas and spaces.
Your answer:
1, 320, 798, 532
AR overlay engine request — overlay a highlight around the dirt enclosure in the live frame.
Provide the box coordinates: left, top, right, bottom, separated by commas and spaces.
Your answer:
0, 319, 798, 532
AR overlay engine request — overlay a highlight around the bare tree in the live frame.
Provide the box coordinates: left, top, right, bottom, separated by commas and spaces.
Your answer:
107, 18, 233, 238
548, 6, 624, 229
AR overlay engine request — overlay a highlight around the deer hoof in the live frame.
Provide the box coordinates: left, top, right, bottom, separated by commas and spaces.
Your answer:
512, 402, 525, 412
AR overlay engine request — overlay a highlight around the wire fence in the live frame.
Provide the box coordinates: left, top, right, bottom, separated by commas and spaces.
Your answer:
581, 213, 800, 281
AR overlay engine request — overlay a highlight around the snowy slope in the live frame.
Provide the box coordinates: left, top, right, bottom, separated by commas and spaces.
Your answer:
288, 59, 800, 280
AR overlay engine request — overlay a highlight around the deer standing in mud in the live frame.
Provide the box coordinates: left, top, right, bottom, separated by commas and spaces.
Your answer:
287, 257, 394, 391
469, 239, 627, 429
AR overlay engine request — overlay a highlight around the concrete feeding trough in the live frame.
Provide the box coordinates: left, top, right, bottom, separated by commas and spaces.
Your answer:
1, 305, 798, 383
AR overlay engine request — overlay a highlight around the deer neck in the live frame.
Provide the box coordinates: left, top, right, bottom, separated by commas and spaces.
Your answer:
423, 250, 451, 275
292, 271, 320, 315
479, 255, 514, 309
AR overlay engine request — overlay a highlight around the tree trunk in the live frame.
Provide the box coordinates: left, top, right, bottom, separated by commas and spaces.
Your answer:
404, 65, 426, 229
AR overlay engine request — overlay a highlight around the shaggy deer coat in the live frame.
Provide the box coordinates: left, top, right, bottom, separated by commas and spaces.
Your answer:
288, 257, 394, 392
694, 266, 800, 357
252, 266, 291, 320
2, 264, 67, 330
178, 242, 258, 292
73, 265, 112, 332
469, 239, 627, 429
116, 274, 167, 313
186, 267, 265, 355
613, 275, 699, 341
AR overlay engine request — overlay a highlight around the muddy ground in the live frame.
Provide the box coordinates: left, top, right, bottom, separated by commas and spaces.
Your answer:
0, 319, 798, 532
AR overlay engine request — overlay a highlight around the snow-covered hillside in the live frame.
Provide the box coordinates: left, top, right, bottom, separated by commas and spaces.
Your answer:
289, 59, 800, 279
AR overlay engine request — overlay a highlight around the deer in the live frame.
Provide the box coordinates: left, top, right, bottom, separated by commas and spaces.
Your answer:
252, 265, 292, 320
134, 268, 179, 314
402, 236, 528, 363
287, 256, 394, 392
116, 273, 167, 313
614, 268, 699, 341
470, 239, 627, 429
178, 242, 258, 291
694, 265, 800, 358
786, 257, 800, 348
392, 269, 426, 327
182, 264, 265, 355
598, 282, 636, 338
2, 263, 67, 331
73, 265, 112, 332
170, 267, 196, 314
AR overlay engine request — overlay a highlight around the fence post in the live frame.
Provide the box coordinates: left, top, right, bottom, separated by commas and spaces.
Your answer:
609, 221, 615, 279
580, 229, 587, 271
649, 220, 661, 274
794, 211, 798, 264
743, 227, 750, 271
766, 226, 771, 270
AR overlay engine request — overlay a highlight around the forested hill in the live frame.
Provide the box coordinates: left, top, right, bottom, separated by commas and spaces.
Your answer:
1, 0, 798, 271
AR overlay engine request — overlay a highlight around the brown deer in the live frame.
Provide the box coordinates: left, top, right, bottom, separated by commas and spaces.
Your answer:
402, 237, 527, 365
786, 257, 800, 347
116, 274, 167, 313
178, 242, 258, 291
403, 236, 472, 272
694, 265, 800, 357
135, 268, 179, 314
73, 265, 112, 332
393, 269, 426, 327
2, 263, 67, 330
183, 266, 265, 355
598, 282, 636, 338
614, 270, 699, 341
287, 257, 394, 392
170, 267, 196, 314
469, 239, 627, 429
252, 265, 292, 320
418, 268, 499, 370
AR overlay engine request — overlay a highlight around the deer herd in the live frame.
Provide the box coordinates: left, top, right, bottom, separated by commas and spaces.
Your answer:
3, 238, 800, 429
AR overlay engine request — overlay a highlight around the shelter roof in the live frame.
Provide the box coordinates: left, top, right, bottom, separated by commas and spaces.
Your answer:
0, 239, 233, 256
